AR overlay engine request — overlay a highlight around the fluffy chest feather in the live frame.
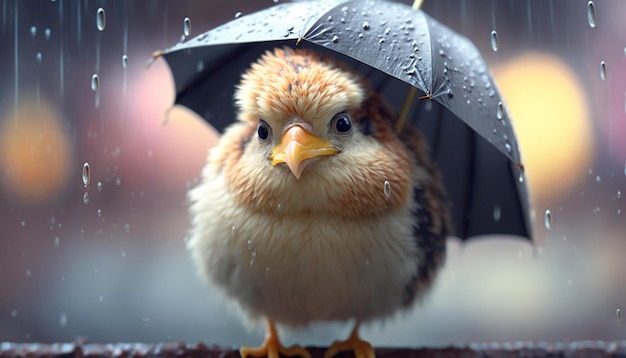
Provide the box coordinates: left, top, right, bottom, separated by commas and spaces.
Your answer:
188, 166, 420, 326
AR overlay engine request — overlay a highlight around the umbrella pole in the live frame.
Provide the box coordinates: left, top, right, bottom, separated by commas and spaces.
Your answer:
395, 0, 424, 134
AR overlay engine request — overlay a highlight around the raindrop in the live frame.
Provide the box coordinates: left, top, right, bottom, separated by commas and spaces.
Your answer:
265, 267, 270, 278
26, 269, 32, 277
496, 101, 504, 119
115, 176, 121, 186
11, 310, 17, 318
493, 204, 501, 222
91, 74, 99, 91
504, 142, 512, 152
36, 52, 42, 63
97, 209, 102, 218
59, 312, 68, 327
234, 11, 242, 18
544, 209, 553, 230
97, 181, 103, 191
587, 1, 596, 28
121, 250, 127, 257
617, 190, 622, 199
600, 61, 606, 81
20, 221, 26, 227
362, 21, 370, 30
383, 180, 392, 198
247, 239, 253, 250
332, 35, 339, 43
595, 175, 601, 183
82, 162, 90, 186
54, 236, 60, 247
183, 17, 191, 36
96, 8, 106, 31
618, 308, 622, 326
231, 225, 236, 238
250, 251, 257, 267
44, 28, 51, 40
490, 30, 499, 51
99, 295, 104, 303
122, 55, 128, 69
518, 172, 525, 183
83, 192, 89, 205
30, 26, 36, 37
124, 223, 130, 233
365, 259, 371, 271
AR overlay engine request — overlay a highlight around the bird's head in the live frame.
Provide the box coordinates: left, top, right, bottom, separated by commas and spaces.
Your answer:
218, 47, 415, 216
235, 47, 366, 179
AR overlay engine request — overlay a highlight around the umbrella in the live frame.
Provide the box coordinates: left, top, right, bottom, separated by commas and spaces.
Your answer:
160, 0, 532, 242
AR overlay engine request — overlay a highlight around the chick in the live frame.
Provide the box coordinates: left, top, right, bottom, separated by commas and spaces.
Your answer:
187, 47, 451, 358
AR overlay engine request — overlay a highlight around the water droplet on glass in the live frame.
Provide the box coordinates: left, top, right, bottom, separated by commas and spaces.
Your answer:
183, 17, 191, 36
618, 308, 623, 326
587, 1, 596, 28
44, 28, 51, 40
30, 26, 36, 37
97, 181, 103, 191
59, 312, 68, 327
332, 35, 339, 43
544, 209, 553, 230
82, 162, 90, 186
124, 223, 130, 233
247, 239, 253, 250
496, 101, 504, 119
362, 21, 370, 30
493, 204, 501, 222
96, 8, 106, 31
91, 74, 99, 91
234, 11, 242, 18
54, 236, 60, 247
122, 55, 128, 69
490, 30, 499, 51
83, 192, 89, 205
600, 61, 606, 81
383, 180, 391, 198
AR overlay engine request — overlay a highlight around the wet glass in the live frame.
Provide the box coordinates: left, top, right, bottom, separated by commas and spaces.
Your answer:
1, 0, 624, 348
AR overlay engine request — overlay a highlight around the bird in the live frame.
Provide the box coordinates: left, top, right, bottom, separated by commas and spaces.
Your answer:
187, 46, 451, 358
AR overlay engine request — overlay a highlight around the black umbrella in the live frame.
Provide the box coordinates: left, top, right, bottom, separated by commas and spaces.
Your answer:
160, 0, 532, 242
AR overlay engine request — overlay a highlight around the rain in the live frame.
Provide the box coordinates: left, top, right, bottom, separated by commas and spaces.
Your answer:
0, 0, 625, 351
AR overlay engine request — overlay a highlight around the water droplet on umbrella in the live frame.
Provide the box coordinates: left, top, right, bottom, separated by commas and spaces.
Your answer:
97, 181, 103, 191
505, 142, 512, 152
490, 30, 499, 51
362, 21, 370, 30
83, 192, 89, 205
122, 55, 128, 69
496, 101, 504, 119
332, 35, 339, 43
30, 26, 36, 37
234, 11, 242, 18
54, 237, 60, 247
82, 162, 90, 186
96, 8, 106, 31
250, 251, 256, 267
600, 61, 606, 81
231, 225, 236, 238
544, 210, 552, 230
91, 74, 99, 91
44, 28, 51, 40
518, 172, 524, 183
617, 308, 623, 326
183, 17, 191, 36
36, 52, 42, 63
493, 204, 501, 221
383, 180, 391, 198
617, 190, 622, 199
247, 239, 253, 250
587, 1, 596, 28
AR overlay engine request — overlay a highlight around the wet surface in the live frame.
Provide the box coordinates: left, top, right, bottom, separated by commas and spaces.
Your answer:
3, 341, 626, 358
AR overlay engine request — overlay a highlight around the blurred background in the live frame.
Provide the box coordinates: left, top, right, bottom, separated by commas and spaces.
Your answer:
1, 0, 625, 347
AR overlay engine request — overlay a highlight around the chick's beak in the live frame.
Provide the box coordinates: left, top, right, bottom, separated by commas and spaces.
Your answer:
270, 125, 339, 179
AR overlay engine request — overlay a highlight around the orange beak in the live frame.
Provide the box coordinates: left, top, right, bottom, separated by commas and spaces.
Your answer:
270, 125, 339, 179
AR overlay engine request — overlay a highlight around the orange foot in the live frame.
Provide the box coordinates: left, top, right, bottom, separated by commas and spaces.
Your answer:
324, 323, 375, 358
240, 320, 311, 358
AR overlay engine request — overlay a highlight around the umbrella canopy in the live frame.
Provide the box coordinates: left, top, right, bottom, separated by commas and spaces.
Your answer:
161, 0, 532, 242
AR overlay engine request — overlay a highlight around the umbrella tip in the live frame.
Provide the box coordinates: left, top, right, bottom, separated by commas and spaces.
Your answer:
146, 50, 164, 69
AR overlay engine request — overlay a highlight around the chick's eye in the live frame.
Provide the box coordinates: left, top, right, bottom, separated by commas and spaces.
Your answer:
257, 120, 270, 142
332, 112, 352, 135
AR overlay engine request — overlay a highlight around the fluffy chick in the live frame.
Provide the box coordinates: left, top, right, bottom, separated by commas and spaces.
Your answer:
188, 47, 450, 358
